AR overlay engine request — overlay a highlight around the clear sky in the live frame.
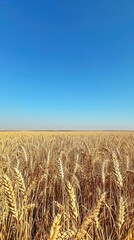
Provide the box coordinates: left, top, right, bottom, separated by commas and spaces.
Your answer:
0, 1, 134, 130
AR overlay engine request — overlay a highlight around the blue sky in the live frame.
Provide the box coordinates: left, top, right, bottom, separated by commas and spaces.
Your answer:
0, 1, 134, 130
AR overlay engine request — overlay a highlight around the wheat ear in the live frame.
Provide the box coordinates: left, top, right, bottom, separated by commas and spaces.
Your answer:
57, 157, 64, 181
75, 193, 105, 240
2, 174, 17, 220
66, 181, 78, 222
112, 153, 123, 189
58, 229, 76, 239
14, 168, 26, 196
49, 214, 62, 240
118, 196, 125, 231
21, 145, 28, 163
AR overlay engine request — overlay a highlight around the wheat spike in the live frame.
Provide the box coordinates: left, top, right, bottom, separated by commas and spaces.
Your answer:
14, 167, 26, 196
126, 155, 130, 170
75, 193, 105, 240
125, 229, 134, 240
101, 160, 109, 186
2, 174, 17, 220
58, 229, 76, 239
21, 145, 28, 163
118, 196, 125, 231
57, 157, 64, 181
49, 214, 62, 240
112, 152, 123, 189
66, 181, 78, 222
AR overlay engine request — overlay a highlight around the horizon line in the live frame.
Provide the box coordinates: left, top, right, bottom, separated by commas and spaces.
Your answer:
0, 129, 134, 132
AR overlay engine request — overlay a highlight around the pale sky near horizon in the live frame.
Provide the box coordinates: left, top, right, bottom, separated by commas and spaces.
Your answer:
0, 1, 134, 130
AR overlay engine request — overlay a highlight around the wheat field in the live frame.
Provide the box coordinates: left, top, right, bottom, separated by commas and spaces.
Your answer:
0, 131, 134, 240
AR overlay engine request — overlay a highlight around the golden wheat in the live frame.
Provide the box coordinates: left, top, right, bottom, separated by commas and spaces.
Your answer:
66, 181, 78, 222
118, 195, 125, 231
49, 214, 62, 240
14, 167, 26, 196
112, 152, 123, 189
0, 131, 134, 240
2, 174, 17, 220
75, 192, 105, 240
